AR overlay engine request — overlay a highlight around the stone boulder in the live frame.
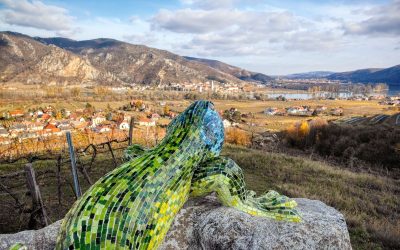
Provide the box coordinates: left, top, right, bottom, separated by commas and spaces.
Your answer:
0, 195, 352, 250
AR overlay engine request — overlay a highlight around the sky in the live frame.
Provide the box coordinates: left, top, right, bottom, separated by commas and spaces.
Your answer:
0, 0, 399, 75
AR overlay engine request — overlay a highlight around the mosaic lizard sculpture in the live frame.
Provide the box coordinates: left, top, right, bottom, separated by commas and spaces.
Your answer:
56, 100, 300, 249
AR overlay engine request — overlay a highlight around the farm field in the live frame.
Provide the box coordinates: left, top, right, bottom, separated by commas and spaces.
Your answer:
1, 98, 398, 132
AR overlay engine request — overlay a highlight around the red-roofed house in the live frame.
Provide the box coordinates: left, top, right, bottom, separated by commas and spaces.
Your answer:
150, 113, 161, 121
10, 109, 24, 117
41, 113, 51, 121
44, 123, 61, 135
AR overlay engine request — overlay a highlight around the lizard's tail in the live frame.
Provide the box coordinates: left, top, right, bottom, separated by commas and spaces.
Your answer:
9, 243, 27, 250
191, 157, 301, 222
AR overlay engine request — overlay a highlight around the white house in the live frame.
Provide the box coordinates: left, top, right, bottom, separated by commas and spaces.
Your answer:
223, 119, 232, 128
118, 120, 130, 130
98, 126, 111, 133
264, 107, 279, 115
287, 106, 309, 116
92, 115, 106, 126
9, 123, 27, 133
24, 121, 44, 132
36, 110, 44, 117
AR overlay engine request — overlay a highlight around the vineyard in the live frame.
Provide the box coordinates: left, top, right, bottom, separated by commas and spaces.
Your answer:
334, 113, 400, 126
0, 125, 166, 233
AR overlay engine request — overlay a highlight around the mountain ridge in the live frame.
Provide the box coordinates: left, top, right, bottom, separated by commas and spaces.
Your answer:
327, 65, 400, 84
0, 31, 271, 86
282, 65, 400, 85
183, 56, 273, 83
2, 31, 398, 86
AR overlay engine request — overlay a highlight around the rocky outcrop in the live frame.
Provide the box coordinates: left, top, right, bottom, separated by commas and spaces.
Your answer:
0, 32, 118, 85
0, 195, 351, 250
0, 31, 250, 86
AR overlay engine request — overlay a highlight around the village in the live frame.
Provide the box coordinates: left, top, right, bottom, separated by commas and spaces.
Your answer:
264, 105, 343, 116
0, 100, 171, 146
0, 100, 247, 147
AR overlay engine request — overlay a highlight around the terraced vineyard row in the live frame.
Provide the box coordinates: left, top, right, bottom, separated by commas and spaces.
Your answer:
334, 113, 400, 126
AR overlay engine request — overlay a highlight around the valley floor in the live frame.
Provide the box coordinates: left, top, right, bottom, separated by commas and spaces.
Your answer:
1, 98, 398, 132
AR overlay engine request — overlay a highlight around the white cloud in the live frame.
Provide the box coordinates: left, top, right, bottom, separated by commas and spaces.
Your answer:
0, 0, 74, 31
151, 7, 341, 56
123, 32, 158, 45
343, 0, 400, 36
152, 8, 307, 34
151, 9, 241, 34
180, 0, 238, 10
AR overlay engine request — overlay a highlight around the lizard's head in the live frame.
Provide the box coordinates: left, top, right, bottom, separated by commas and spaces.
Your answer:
166, 100, 224, 156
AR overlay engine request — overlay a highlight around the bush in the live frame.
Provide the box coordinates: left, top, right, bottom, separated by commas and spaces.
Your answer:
225, 128, 251, 146
287, 122, 400, 171
285, 120, 310, 148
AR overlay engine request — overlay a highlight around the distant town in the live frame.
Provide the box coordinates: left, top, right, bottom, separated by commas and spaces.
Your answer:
0, 100, 171, 146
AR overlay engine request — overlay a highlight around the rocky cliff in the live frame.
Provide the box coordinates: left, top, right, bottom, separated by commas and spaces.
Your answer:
0, 32, 118, 85
1, 31, 269, 86
0, 195, 352, 250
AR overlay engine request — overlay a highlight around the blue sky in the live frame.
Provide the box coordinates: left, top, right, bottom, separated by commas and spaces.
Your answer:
0, 0, 399, 75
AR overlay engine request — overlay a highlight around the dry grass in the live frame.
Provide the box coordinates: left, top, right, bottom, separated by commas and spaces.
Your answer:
1, 143, 398, 249
225, 127, 251, 146
222, 144, 400, 250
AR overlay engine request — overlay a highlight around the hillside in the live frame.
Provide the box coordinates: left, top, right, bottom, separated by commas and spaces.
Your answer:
35, 36, 242, 85
0, 32, 118, 85
184, 56, 273, 83
327, 65, 400, 84
222, 145, 400, 250
0, 31, 274, 86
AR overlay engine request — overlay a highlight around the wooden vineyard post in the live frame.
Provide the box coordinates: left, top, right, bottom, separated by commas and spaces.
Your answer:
66, 131, 82, 198
25, 163, 49, 227
128, 117, 134, 146
106, 141, 118, 168
75, 152, 93, 185
56, 154, 62, 206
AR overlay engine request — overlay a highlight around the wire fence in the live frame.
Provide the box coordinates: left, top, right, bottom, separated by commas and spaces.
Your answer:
0, 119, 167, 233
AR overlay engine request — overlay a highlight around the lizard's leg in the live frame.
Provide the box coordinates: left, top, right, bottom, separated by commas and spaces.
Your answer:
190, 157, 301, 222
124, 144, 148, 161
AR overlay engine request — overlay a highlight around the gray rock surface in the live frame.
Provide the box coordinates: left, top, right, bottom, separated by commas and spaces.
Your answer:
0, 195, 351, 250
